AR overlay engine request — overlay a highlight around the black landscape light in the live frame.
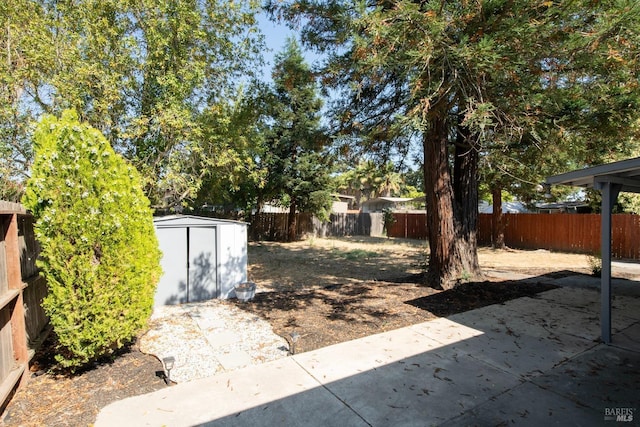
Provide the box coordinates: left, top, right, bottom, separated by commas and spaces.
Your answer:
162, 356, 176, 384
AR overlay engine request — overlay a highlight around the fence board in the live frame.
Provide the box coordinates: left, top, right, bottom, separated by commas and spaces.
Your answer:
318, 213, 384, 237
249, 213, 314, 241
0, 224, 6, 296
248, 211, 640, 260
389, 212, 640, 260
23, 275, 48, 351
18, 216, 39, 280
0, 307, 12, 385
388, 213, 427, 239
249, 212, 385, 241
0, 209, 28, 409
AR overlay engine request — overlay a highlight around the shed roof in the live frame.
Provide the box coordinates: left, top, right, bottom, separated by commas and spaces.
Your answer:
546, 156, 640, 193
154, 215, 248, 228
331, 193, 356, 200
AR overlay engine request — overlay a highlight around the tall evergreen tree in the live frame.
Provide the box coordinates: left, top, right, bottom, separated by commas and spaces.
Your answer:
262, 38, 333, 241
22, 110, 161, 369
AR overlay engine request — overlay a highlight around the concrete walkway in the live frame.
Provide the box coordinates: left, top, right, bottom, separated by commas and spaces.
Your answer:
96, 283, 640, 426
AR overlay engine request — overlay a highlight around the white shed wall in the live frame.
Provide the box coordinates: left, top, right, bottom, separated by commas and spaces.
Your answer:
217, 223, 248, 299
153, 216, 248, 306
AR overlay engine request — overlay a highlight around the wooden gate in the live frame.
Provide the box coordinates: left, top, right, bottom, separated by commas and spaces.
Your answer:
0, 201, 48, 410
0, 202, 29, 408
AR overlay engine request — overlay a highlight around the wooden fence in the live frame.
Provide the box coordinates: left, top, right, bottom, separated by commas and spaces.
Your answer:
248, 211, 640, 259
18, 216, 49, 356
387, 213, 429, 240
0, 201, 48, 410
248, 212, 385, 241
388, 212, 640, 260
249, 213, 315, 241
313, 213, 385, 238
477, 213, 640, 259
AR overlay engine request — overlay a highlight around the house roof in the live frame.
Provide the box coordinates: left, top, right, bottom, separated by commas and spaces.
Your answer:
478, 200, 529, 213
536, 201, 590, 211
361, 197, 413, 205
546, 156, 640, 193
331, 193, 356, 200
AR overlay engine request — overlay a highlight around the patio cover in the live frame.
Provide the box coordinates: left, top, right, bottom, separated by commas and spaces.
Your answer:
546, 156, 640, 343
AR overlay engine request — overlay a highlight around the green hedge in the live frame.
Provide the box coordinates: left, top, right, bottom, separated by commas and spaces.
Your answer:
23, 110, 162, 369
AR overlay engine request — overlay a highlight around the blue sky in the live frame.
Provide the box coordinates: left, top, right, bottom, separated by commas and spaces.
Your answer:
258, 14, 294, 60
257, 13, 322, 80
257, 13, 294, 80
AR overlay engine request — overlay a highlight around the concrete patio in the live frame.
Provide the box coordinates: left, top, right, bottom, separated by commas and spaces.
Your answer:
96, 276, 640, 426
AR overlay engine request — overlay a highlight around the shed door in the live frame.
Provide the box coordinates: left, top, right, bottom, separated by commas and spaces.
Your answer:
187, 227, 217, 301
155, 227, 188, 306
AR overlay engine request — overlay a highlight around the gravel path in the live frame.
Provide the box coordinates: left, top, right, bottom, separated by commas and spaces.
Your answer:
139, 300, 290, 383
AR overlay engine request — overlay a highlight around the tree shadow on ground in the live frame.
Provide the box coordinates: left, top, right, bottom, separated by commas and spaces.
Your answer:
232, 274, 562, 353
405, 278, 559, 318
247, 283, 381, 318
231, 279, 432, 353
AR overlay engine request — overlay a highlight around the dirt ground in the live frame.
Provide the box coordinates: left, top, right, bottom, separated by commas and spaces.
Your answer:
246, 236, 594, 291
0, 237, 611, 426
239, 237, 593, 353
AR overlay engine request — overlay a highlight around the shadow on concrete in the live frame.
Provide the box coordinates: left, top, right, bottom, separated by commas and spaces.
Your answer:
405, 279, 558, 317
206, 283, 640, 426
96, 272, 640, 426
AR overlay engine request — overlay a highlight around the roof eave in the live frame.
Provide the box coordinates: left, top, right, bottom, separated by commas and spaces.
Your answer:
546, 157, 640, 194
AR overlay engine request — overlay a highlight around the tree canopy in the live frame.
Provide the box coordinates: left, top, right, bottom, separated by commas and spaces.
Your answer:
268, 0, 640, 287
2, 0, 264, 207
334, 160, 421, 206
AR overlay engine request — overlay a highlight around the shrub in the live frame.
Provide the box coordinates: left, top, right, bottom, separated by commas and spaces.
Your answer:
22, 110, 162, 369
382, 207, 396, 237
587, 252, 602, 277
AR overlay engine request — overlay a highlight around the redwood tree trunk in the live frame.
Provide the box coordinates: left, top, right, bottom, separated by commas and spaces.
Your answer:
287, 200, 297, 242
453, 121, 481, 278
491, 186, 505, 249
423, 113, 482, 290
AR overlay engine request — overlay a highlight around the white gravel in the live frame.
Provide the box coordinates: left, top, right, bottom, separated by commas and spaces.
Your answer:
139, 300, 290, 383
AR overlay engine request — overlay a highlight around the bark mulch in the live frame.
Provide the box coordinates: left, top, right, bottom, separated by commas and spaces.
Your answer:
231, 274, 558, 354
1, 338, 166, 427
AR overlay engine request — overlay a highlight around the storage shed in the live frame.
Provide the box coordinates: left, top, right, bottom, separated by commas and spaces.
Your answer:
153, 215, 248, 307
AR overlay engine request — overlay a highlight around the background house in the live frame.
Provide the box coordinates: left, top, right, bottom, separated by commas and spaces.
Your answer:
331, 194, 356, 213
478, 200, 529, 214
536, 201, 592, 214
360, 197, 414, 213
